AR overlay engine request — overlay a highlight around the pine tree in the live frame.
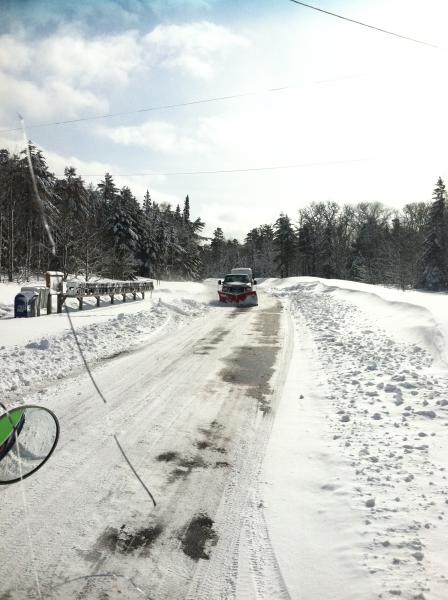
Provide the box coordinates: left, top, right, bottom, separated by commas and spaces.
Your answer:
255, 225, 275, 277
183, 194, 190, 223
54, 167, 88, 278
103, 186, 140, 279
210, 228, 225, 275
401, 202, 430, 286
75, 185, 103, 281
274, 213, 296, 277
321, 223, 335, 279
245, 228, 260, 273
420, 177, 447, 290
297, 224, 314, 275
18, 144, 58, 280
97, 172, 117, 204
143, 190, 152, 215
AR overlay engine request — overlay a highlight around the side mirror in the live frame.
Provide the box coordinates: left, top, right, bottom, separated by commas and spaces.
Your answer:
218, 280, 222, 285
253, 280, 257, 285
0, 403, 60, 484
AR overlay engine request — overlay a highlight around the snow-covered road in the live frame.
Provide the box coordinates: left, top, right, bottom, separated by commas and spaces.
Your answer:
0, 285, 294, 600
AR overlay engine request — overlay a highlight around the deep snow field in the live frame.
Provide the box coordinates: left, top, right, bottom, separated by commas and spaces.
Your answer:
1, 276, 447, 600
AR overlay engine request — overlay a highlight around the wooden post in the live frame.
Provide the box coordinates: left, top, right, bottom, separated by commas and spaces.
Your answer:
78, 297, 83, 311
142, 291, 145, 299
57, 295, 64, 313
122, 293, 126, 302
133, 292, 136, 301
110, 295, 114, 304
47, 294, 52, 314
96, 296, 100, 307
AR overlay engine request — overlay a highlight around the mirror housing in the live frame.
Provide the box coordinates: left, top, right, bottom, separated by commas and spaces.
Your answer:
0, 403, 60, 485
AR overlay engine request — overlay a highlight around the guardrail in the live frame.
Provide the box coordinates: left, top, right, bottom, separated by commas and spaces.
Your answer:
57, 280, 154, 312
65, 280, 154, 297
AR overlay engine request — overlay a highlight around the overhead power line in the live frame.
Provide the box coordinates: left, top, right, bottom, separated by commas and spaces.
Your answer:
0, 4, 437, 137
288, 0, 439, 48
1, 90, 285, 134
0, 74, 364, 135
72, 157, 375, 178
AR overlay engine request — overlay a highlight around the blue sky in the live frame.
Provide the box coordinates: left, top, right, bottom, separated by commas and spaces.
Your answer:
2, 0, 448, 238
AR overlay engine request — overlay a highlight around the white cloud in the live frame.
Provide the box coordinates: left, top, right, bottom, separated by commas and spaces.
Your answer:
0, 35, 31, 72
0, 20, 247, 128
98, 119, 207, 154
144, 22, 249, 78
37, 28, 144, 87
41, 148, 179, 207
4, 1, 448, 240
0, 27, 145, 126
0, 71, 108, 125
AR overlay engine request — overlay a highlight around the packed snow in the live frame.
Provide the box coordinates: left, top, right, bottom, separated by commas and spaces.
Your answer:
261, 278, 448, 600
0, 277, 447, 599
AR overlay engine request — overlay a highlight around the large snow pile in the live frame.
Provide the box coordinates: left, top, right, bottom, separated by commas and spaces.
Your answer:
263, 278, 448, 600
0, 283, 208, 403
0, 281, 21, 318
261, 277, 448, 366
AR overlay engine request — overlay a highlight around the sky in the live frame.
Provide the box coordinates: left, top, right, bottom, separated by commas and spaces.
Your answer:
2, 0, 448, 239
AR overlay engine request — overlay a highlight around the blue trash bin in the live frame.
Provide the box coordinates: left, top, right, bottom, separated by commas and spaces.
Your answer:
14, 292, 38, 318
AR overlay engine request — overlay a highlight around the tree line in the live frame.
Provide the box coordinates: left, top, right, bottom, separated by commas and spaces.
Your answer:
0, 145, 204, 282
1, 144, 447, 291
203, 177, 448, 291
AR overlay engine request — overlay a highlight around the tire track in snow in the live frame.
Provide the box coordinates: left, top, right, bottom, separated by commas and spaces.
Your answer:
184, 299, 294, 600
1, 294, 293, 600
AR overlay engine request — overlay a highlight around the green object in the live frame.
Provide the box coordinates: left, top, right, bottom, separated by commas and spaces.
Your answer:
0, 409, 24, 446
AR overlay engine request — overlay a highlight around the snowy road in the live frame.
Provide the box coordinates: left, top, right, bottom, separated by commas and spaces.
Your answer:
3, 277, 448, 600
0, 287, 294, 600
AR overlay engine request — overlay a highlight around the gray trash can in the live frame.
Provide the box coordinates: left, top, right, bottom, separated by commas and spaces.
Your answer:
20, 286, 49, 316
14, 292, 38, 318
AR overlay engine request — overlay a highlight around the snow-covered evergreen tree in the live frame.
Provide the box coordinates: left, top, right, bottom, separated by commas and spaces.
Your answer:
183, 195, 190, 223
420, 177, 448, 290
274, 213, 296, 277
143, 190, 152, 216
54, 167, 88, 278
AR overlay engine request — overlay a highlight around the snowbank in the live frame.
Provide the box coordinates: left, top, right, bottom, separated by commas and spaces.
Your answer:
263, 277, 448, 599
0, 281, 21, 318
0, 280, 210, 402
261, 277, 448, 368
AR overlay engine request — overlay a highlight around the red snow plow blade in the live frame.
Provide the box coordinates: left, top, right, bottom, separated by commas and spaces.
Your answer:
218, 290, 258, 306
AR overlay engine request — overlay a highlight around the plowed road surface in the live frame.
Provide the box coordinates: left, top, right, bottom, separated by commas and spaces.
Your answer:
1, 289, 294, 600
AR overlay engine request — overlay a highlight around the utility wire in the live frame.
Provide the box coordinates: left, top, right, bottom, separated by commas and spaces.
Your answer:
0, 74, 365, 135
19, 115, 56, 255
71, 157, 374, 178
0, 87, 296, 134
288, 0, 439, 48
64, 306, 157, 507
0, 5, 440, 136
